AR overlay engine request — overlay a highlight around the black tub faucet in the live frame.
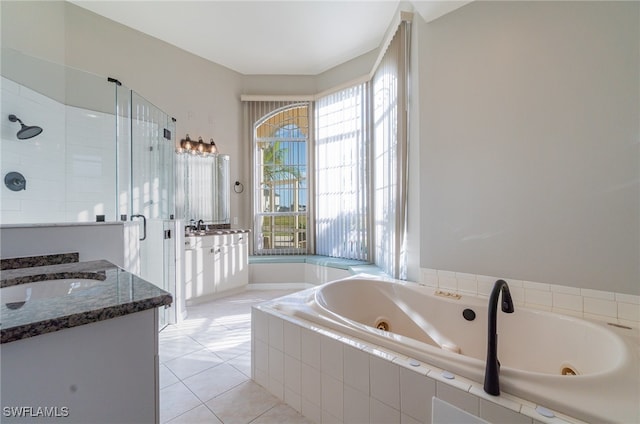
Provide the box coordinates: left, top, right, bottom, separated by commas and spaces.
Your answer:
484, 279, 515, 396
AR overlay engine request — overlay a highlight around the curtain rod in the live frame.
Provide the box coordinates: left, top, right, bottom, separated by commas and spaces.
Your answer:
240, 94, 314, 102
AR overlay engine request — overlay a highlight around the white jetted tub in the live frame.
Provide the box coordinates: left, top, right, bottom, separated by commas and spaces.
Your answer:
267, 276, 639, 423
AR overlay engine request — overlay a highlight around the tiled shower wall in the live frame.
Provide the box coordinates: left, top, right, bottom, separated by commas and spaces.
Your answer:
1, 76, 115, 224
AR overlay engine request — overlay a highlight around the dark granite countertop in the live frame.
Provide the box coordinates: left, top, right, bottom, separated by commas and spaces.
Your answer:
0, 260, 172, 344
184, 228, 251, 237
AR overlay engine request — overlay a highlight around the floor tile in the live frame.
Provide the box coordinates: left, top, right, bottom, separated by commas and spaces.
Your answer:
159, 381, 202, 423
205, 380, 280, 424
227, 351, 252, 377
166, 404, 223, 424
159, 324, 188, 340
159, 335, 206, 363
159, 363, 180, 389
252, 403, 315, 424
164, 348, 225, 380
182, 362, 249, 403
192, 328, 252, 361
166, 319, 229, 337
159, 289, 300, 424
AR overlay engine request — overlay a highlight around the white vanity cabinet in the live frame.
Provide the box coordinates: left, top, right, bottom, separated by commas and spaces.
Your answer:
216, 232, 249, 292
0, 261, 171, 424
184, 231, 248, 303
2, 309, 159, 424
184, 235, 217, 299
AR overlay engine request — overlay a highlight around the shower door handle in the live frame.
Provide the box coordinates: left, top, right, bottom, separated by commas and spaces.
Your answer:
131, 214, 147, 241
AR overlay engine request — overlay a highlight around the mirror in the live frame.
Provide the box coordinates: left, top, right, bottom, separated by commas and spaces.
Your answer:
180, 153, 230, 225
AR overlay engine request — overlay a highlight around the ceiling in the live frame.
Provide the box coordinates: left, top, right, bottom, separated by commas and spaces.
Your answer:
69, 1, 470, 76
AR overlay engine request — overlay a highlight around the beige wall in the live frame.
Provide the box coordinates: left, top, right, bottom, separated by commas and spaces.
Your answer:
417, 1, 639, 294
1, 2, 67, 104
1, 1, 66, 64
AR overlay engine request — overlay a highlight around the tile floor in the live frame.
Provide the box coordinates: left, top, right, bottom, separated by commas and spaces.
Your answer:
159, 289, 313, 424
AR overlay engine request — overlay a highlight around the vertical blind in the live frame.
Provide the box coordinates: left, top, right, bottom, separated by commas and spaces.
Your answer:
315, 83, 370, 260
372, 22, 410, 279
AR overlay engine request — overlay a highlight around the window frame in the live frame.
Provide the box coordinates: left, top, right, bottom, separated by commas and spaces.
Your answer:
252, 103, 311, 255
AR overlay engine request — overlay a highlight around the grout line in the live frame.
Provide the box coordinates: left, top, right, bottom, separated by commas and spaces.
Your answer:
247, 402, 283, 424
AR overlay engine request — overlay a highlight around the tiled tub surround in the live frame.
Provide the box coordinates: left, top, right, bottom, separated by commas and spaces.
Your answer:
0, 259, 172, 343
252, 279, 639, 424
420, 269, 640, 328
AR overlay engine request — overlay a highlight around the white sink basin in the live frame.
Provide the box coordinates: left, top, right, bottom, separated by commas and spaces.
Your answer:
1, 279, 103, 306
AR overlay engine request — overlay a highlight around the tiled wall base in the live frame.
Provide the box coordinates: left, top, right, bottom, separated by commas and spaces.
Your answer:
421, 268, 640, 328
251, 307, 585, 424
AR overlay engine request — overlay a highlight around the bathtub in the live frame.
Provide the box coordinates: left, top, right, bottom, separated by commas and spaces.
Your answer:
264, 276, 639, 423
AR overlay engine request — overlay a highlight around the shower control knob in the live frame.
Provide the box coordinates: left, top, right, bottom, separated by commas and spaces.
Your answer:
4, 172, 27, 191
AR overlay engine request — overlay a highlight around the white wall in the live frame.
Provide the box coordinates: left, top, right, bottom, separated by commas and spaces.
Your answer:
417, 1, 639, 295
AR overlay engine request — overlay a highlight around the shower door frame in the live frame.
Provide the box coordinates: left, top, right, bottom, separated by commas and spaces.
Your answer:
116, 84, 177, 330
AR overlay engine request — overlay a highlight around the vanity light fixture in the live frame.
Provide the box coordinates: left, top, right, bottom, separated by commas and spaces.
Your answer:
179, 134, 220, 156
180, 134, 194, 152
207, 138, 218, 154
197, 137, 206, 154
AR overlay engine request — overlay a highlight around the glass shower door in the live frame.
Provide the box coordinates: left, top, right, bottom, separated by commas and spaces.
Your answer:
129, 91, 176, 329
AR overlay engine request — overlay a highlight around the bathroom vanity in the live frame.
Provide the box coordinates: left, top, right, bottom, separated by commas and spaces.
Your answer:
0, 259, 172, 423
183, 229, 249, 303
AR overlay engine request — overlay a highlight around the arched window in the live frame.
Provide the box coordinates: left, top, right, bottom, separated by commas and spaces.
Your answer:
253, 103, 309, 255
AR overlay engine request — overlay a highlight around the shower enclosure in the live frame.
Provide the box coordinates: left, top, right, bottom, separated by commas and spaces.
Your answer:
115, 84, 177, 328
1, 48, 179, 328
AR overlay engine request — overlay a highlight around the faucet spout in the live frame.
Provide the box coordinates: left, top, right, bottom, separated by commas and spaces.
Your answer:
484, 279, 514, 396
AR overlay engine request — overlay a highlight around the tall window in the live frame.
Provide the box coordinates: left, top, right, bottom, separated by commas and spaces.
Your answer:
316, 83, 369, 260
253, 103, 309, 255
245, 19, 410, 275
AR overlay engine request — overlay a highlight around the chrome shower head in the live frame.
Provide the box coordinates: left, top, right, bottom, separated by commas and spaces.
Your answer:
8, 114, 43, 140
